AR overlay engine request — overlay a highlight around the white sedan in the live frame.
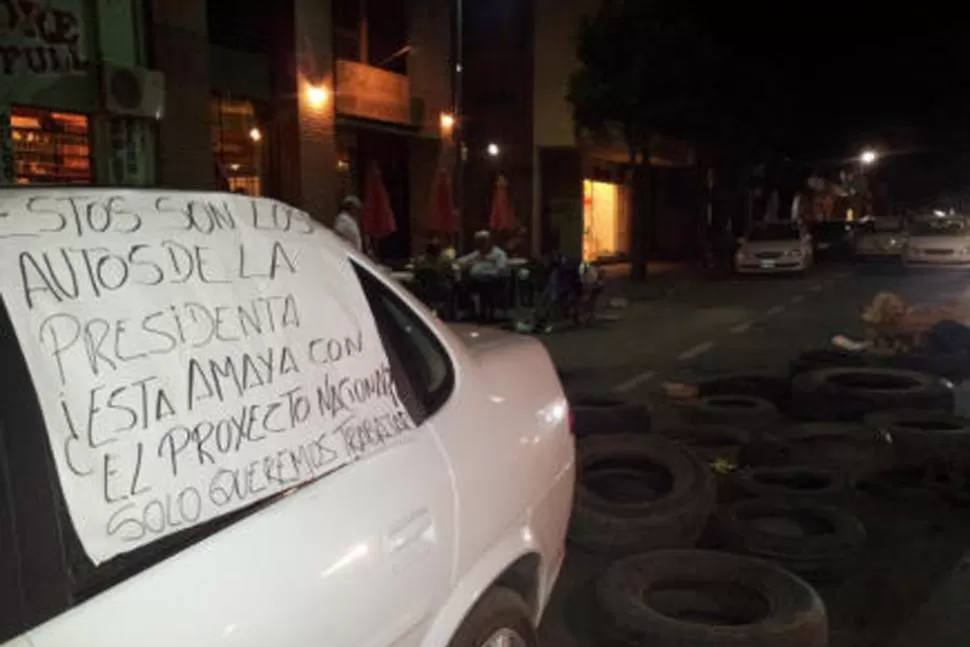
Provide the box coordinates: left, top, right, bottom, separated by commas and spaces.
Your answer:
0, 188, 575, 647
855, 218, 907, 258
735, 222, 814, 274
904, 217, 970, 269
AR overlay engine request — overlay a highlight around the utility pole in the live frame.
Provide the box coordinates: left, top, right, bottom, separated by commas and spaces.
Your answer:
453, 0, 464, 248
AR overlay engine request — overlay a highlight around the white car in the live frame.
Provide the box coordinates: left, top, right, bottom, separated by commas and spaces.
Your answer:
735, 222, 814, 274
855, 217, 907, 258
904, 217, 970, 269
0, 188, 575, 647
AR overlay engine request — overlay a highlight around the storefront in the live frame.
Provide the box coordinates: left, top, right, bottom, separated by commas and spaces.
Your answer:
0, 0, 158, 186
582, 179, 631, 261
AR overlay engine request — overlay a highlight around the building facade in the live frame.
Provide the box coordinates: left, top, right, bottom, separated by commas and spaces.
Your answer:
1, 0, 456, 259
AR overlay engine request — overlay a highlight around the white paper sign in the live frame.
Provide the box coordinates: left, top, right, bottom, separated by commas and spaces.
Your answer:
0, 190, 415, 564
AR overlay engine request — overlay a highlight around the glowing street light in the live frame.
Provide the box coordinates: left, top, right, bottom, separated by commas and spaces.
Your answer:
249, 127, 262, 143
487, 142, 500, 158
860, 150, 878, 166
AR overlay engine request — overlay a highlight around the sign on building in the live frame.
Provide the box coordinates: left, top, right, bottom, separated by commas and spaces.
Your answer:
0, 0, 89, 76
335, 60, 411, 126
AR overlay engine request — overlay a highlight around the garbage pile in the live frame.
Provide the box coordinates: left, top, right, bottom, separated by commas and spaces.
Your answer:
563, 301, 970, 646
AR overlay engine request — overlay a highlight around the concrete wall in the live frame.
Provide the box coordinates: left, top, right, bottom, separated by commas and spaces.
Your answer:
532, 0, 599, 149
151, 0, 214, 189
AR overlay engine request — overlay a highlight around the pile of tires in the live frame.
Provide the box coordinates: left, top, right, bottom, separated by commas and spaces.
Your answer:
790, 367, 953, 422
596, 550, 828, 647
569, 434, 715, 555
571, 357, 966, 646
569, 395, 651, 437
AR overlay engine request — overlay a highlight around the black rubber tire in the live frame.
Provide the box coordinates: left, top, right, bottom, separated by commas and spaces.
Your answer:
754, 422, 893, 481
721, 498, 867, 582
570, 395, 651, 436
688, 395, 781, 429
790, 349, 871, 377
596, 550, 828, 647
865, 409, 970, 468
791, 367, 954, 422
696, 374, 792, 411
657, 424, 752, 466
728, 466, 848, 501
885, 352, 970, 384
446, 586, 537, 647
569, 435, 716, 555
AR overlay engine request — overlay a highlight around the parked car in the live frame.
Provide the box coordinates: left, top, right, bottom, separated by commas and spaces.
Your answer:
735, 221, 814, 274
855, 217, 908, 259
0, 188, 575, 647
810, 220, 856, 260
903, 217, 970, 269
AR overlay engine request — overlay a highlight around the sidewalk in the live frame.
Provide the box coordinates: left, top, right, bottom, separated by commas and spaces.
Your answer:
598, 261, 700, 302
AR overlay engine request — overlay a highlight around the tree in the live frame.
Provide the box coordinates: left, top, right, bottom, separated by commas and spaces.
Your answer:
568, 0, 716, 281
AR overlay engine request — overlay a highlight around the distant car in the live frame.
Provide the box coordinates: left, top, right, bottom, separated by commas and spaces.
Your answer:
0, 188, 575, 647
810, 220, 856, 259
903, 217, 970, 269
735, 221, 814, 274
855, 217, 907, 259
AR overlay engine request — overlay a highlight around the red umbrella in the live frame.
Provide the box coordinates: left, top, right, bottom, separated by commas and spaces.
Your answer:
488, 174, 516, 232
431, 169, 456, 235
360, 162, 397, 239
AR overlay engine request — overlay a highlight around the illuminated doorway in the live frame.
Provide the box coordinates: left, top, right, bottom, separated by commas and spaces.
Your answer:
582, 179, 630, 261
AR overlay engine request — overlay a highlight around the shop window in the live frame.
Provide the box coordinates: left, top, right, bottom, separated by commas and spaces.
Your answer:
10, 107, 91, 184
211, 97, 265, 196
583, 180, 631, 262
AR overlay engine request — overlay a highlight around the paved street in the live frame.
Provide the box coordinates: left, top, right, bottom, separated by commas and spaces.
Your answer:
545, 263, 970, 400
538, 262, 970, 647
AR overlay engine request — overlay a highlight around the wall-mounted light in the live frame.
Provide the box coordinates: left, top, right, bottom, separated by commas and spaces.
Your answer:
440, 112, 455, 134
306, 83, 330, 109
249, 127, 262, 142
487, 142, 501, 158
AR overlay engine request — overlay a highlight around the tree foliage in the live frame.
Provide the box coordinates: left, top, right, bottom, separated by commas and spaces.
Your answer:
568, 0, 716, 279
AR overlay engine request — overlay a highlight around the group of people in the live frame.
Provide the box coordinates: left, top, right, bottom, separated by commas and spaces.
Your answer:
330, 194, 602, 331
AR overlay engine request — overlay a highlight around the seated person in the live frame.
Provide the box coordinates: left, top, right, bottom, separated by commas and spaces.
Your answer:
523, 253, 602, 333
457, 230, 510, 320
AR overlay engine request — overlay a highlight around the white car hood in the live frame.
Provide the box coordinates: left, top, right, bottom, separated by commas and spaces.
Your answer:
908, 235, 970, 250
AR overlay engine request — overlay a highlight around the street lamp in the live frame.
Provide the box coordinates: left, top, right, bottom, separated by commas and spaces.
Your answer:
487, 142, 500, 158
860, 150, 877, 166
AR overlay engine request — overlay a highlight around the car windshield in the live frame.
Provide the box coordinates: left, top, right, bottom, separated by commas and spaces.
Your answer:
747, 224, 800, 241
910, 219, 969, 237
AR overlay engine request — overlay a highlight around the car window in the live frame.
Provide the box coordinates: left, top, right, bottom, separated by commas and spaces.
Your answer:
910, 219, 969, 236
747, 223, 801, 241
353, 264, 454, 424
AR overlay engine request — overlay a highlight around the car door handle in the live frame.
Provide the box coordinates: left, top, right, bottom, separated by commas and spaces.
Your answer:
387, 508, 433, 554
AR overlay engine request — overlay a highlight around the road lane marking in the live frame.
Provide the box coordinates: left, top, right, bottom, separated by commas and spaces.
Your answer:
678, 341, 715, 361
613, 371, 656, 393
730, 321, 753, 334
764, 305, 785, 317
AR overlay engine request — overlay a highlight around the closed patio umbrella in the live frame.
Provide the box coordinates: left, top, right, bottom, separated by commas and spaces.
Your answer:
360, 162, 397, 241
488, 173, 516, 233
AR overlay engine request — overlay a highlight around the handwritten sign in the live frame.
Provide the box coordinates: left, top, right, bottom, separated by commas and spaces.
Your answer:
0, 190, 415, 563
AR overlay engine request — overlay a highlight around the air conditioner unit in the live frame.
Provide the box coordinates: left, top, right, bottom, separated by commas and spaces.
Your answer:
102, 64, 166, 119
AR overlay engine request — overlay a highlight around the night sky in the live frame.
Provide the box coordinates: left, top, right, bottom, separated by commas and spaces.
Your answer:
704, 5, 969, 156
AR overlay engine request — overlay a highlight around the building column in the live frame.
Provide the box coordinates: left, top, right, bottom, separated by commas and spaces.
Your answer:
293, 0, 339, 224
150, 0, 214, 189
